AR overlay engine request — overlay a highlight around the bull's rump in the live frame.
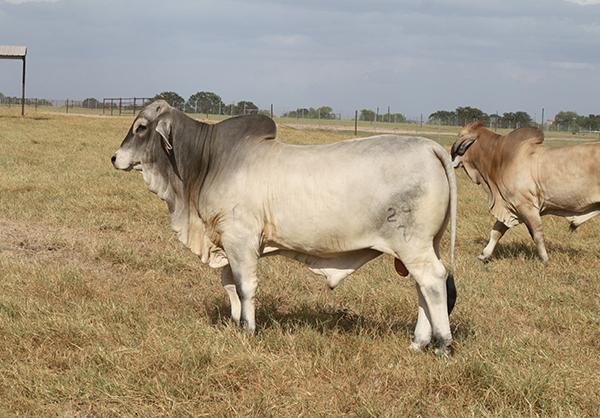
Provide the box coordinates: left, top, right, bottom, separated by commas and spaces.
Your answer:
538, 143, 600, 212
253, 135, 450, 254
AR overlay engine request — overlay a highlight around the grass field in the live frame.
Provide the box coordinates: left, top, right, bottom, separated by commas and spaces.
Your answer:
1, 108, 599, 416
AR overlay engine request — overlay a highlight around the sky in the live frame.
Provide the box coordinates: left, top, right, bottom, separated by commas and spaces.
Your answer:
0, 0, 599, 119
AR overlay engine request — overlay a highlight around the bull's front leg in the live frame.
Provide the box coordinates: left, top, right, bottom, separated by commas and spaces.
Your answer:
520, 208, 549, 263
224, 243, 260, 333
221, 266, 241, 325
478, 221, 509, 262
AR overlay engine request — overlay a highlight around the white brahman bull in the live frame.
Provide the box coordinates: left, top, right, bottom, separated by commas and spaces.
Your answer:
112, 101, 458, 354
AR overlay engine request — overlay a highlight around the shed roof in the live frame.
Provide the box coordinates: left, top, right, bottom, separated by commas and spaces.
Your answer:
0, 45, 27, 59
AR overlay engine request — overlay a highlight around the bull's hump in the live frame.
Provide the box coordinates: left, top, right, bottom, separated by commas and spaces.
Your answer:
216, 114, 276, 141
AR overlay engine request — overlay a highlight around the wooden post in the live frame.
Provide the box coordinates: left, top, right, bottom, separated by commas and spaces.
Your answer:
133, 97, 137, 115
354, 110, 358, 136
119, 98, 122, 116
21, 56, 26, 117
270, 104, 273, 119
66, 99, 69, 113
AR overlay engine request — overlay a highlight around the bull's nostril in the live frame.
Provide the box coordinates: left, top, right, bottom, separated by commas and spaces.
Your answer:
111, 155, 116, 163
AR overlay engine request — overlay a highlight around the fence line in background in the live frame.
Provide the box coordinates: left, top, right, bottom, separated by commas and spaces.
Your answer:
1, 97, 599, 136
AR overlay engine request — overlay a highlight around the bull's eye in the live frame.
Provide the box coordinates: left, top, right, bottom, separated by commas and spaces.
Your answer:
136, 124, 147, 134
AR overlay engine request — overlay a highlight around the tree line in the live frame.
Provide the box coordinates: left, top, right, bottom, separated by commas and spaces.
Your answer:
282, 107, 336, 119
359, 109, 406, 123
151, 91, 261, 115
429, 107, 534, 129
553, 111, 600, 132
428, 106, 600, 132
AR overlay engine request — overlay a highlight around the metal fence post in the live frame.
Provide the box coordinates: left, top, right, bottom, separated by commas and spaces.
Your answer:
354, 110, 358, 136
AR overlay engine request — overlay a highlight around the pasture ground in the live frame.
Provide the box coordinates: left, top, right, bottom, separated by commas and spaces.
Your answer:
0, 108, 599, 416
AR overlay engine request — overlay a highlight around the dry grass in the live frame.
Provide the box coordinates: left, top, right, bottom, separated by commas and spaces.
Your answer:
1, 108, 599, 416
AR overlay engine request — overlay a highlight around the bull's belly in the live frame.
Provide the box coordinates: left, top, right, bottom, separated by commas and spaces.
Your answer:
264, 230, 380, 257
541, 197, 600, 216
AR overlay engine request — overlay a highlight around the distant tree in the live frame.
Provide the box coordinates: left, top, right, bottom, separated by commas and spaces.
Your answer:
0, 92, 4, 100
82, 97, 100, 108
152, 91, 185, 110
316, 106, 335, 119
222, 100, 259, 116
488, 113, 501, 129
513, 111, 533, 128
429, 110, 457, 125
282, 106, 336, 119
379, 113, 406, 123
186, 91, 224, 114
456, 106, 488, 125
501, 112, 515, 129
236, 101, 258, 115
583, 114, 600, 131
359, 109, 376, 121
554, 111, 580, 131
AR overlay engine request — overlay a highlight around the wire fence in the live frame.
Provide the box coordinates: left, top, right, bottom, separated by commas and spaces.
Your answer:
1, 96, 599, 137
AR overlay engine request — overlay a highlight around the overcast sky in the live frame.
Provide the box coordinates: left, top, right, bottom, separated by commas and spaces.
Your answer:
1, 0, 599, 119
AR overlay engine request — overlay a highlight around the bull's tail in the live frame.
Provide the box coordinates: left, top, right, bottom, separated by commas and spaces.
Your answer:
433, 145, 457, 314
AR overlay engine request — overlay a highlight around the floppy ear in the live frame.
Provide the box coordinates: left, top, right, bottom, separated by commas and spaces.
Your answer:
155, 118, 173, 153
456, 137, 476, 156
451, 136, 477, 159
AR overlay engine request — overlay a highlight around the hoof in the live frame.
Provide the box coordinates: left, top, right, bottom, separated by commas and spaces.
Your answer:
477, 254, 490, 263
409, 341, 428, 353
434, 345, 453, 358
569, 223, 578, 233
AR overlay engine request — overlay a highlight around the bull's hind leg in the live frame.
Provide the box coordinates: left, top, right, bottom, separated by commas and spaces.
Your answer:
410, 284, 433, 352
402, 249, 452, 356
221, 266, 241, 325
567, 210, 600, 232
478, 221, 509, 262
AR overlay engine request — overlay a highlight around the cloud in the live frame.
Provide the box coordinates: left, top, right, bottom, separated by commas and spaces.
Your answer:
564, 0, 600, 5
551, 61, 595, 70
2, 0, 60, 3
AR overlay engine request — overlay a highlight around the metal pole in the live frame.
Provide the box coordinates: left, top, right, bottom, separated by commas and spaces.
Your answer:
541, 108, 545, 131
376, 106, 379, 123
133, 97, 137, 115
354, 110, 358, 136
270, 104, 273, 119
420, 113, 423, 128
21, 56, 26, 116
119, 98, 122, 116
387, 105, 390, 123
66, 99, 69, 113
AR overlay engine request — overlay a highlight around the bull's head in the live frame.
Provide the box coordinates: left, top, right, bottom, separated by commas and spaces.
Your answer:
111, 100, 174, 171
450, 122, 481, 168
